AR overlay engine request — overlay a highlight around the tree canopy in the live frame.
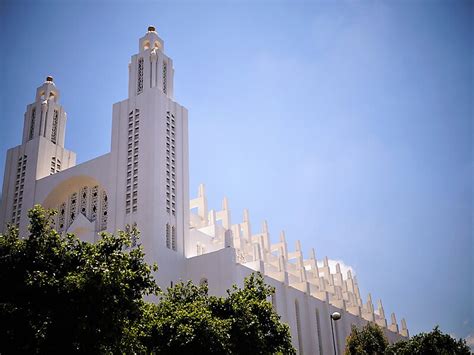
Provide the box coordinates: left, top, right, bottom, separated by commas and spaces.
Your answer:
345, 322, 388, 355
344, 322, 471, 355
0, 205, 295, 354
140, 274, 295, 354
385, 326, 471, 355
0, 205, 158, 353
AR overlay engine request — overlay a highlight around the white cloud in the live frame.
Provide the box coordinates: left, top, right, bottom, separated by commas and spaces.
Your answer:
316, 258, 355, 279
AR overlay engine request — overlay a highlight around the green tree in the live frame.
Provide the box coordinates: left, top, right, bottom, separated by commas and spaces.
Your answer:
220, 273, 296, 354
385, 326, 470, 355
139, 281, 231, 354
0, 205, 158, 354
344, 322, 388, 355
141, 273, 296, 354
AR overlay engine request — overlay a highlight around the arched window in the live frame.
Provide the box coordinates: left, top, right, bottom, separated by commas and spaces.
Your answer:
143, 40, 150, 50
295, 299, 304, 354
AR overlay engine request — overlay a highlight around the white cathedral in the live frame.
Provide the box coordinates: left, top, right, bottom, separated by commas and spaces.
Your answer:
0, 27, 408, 354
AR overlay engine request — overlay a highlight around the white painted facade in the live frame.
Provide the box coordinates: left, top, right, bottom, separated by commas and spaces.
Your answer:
0, 27, 408, 354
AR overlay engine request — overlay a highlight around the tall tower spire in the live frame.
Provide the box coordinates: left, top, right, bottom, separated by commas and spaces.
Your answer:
22, 76, 67, 147
0, 77, 76, 232
110, 26, 188, 287
128, 26, 174, 99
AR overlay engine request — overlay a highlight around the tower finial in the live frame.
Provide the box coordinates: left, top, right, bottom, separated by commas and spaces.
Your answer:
46, 76, 54, 83
148, 25, 156, 32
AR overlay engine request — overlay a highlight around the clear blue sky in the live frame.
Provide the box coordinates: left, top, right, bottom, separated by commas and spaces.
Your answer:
1, 0, 472, 344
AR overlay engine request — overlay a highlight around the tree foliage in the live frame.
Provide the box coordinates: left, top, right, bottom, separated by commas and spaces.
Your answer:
345, 322, 388, 355
0, 205, 294, 354
344, 323, 471, 355
0, 205, 159, 354
385, 326, 471, 355
222, 273, 295, 354
140, 281, 231, 353
139, 274, 295, 354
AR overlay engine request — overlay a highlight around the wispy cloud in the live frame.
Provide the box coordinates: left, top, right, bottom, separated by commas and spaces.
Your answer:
316, 258, 355, 279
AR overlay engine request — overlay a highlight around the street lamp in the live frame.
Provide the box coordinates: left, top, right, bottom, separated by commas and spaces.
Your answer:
330, 311, 341, 355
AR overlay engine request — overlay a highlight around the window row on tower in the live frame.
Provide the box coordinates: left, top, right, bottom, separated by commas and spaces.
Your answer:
50, 157, 61, 175
162, 62, 167, 94
137, 58, 144, 94
51, 110, 59, 144
29, 108, 36, 140
126, 109, 140, 214
165, 111, 176, 216
165, 223, 176, 251
11, 155, 27, 226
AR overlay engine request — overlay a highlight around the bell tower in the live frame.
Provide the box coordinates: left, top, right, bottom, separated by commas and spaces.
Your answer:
22, 76, 68, 147
128, 26, 174, 99
109, 26, 188, 287
0, 77, 76, 232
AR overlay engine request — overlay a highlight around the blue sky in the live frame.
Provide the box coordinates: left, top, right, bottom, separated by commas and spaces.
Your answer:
1, 0, 472, 344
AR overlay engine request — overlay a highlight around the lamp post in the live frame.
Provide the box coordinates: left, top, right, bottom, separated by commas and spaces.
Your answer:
330, 311, 341, 355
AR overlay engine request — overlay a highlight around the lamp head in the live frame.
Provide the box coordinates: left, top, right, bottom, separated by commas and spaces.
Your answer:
331, 311, 342, 321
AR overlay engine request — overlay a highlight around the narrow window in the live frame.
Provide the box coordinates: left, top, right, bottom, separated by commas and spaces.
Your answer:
166, 224, 171, 249
295, 300, 304, 354
171, 225, 176, 251
68, 192, 78, 227
315, 308, 323, 355
80, 186, 88, 215
29, 108, 36, 140
137, 58, 144, 94
150, 60, 152, 88
51, 110, 58, 144
162, 61, 167, 94
90, 185, 99, 221
100, 191, 108, 231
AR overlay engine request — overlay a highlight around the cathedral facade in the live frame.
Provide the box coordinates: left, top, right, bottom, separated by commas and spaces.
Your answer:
0, 27, 408, 354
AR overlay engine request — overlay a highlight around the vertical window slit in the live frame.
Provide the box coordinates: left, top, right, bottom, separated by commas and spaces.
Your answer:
295, 300, 304, 354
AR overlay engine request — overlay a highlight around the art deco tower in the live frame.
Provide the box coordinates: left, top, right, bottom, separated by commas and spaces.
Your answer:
0, 77, 76, 233
108, 26, 190, 282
